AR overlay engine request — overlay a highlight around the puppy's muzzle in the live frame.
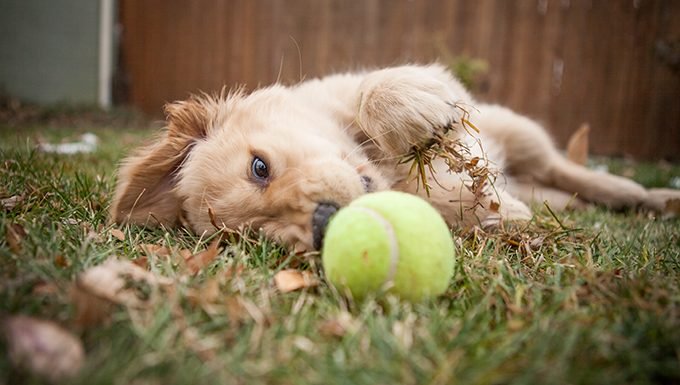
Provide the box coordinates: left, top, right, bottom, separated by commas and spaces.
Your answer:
312, 202, 339, 250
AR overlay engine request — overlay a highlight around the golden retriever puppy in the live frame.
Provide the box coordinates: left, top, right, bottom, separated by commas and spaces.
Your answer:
110, 64, 676, 252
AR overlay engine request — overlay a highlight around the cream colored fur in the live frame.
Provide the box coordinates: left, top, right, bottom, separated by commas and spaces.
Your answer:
110, 64, 678, 251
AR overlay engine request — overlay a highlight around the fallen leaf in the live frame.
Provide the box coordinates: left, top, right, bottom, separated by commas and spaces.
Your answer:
6, 223, 27, 254
292, 335, 316, 353
179, 248, 193, 260
71, 288, 114, 327
489, 200, 500, 213
318, 312, 358, 338
132, 256, 149, 269
529, 236, 546, 250
318, 319, 346, 338
110, 228, 125, 241
274, 269, 320, 293
665, 198, 680, 217
138, 243, 171, 257
186, 279, 221, 307
3, 316, 84, 382
1, 195, 23, 211
224, 296, 248, 325
223, 263, 245, 280
76, 258, 171, 308
38, 132, 98, 154
85, 230, 102, 243
507, 318, 525, 331
185, 238, 222, 275
566, 123, 590, 166
72, 258, 172, 326
392, 313, 416, 350
54, 254, 69, 268
62, 218, 80, 226
32, 281, 60, 296
644, 188, 680, 218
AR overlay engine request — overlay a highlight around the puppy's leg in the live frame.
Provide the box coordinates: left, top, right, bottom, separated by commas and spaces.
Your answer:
506, 179, 590, 210
545, 158, 649, 209
476, 105, 648, 210
644, 188, 680, 217
356, 64, 474, 158
355, 65, 532, 227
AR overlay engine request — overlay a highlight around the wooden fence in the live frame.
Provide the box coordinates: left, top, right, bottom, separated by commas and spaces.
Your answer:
119, 0, 680, 160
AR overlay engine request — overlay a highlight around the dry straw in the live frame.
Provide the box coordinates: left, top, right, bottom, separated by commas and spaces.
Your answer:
400, 103, 495, 201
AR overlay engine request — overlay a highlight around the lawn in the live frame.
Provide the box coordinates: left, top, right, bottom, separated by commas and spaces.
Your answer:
1, 112, 679, 385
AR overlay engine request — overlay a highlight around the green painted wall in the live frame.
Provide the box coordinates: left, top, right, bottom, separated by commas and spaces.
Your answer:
0, 0, 100, 104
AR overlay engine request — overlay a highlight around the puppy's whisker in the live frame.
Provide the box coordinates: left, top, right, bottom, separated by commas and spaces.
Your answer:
343, 124, 401, 161
352, 148, 402, 166
275, 55, 285, 85
288, 36, 305, 84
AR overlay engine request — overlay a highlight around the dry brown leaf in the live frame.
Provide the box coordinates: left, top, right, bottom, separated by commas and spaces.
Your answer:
318, 312, 359, 338
222, 263, 245, 280
72, 258, 172, 326
71, 288, 114, 327
62, 218, 80, 226
489, 200, 500, 213
292, 336, 316, 353
274, 269, 320, 293
507, 318, 525, 331
185, 238, 222, 275
110, 228, 125, 241
665, 198, 680, 217
6, 223, 26, 254
85, 230, 102, 243
132, 256, 149, 269
224, 296, 248, 324
186, 279, 221, 307
1, 195, 23, 211
3, 316, 84, 382
643, 188, 680, 218
179, 248, 193, 260
566, 123, 590, 166
138, 243, 171, 257
318, 319, 347, 338
32, 281, 60, 296
392, 313, 416, 350
76, 258, 172, 308
54, 254, 69, 268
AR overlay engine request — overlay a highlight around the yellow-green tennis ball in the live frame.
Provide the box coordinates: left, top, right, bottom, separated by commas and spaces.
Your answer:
322, 191, 455, 302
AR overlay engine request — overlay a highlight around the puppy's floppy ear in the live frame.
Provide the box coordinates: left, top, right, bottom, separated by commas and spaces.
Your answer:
110, 94, 219, 227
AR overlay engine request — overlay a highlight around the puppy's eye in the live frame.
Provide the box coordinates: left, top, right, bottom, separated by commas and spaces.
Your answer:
251, 157, 269, 180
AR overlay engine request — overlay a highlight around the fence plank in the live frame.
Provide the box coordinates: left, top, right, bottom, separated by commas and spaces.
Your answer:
119, 0, 680, 159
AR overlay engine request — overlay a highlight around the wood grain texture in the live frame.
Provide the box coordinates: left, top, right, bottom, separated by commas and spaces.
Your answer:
119, 0, 680, 159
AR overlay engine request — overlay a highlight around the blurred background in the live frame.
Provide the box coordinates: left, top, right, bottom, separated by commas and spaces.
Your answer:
1, 0, 679, 160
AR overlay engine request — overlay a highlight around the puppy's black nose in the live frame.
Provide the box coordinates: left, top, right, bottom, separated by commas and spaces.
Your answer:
361, 175, 373, 192
312, 202, 339, 251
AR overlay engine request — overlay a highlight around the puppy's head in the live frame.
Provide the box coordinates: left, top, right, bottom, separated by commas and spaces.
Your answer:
111, 87, 388, 251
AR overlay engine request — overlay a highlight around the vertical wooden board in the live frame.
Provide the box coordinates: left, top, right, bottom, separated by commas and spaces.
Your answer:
643, 0, 680, 159
118, 0, 679, 159
549, 0, 593, 148
617, 0, 657, 158
489, 0, 516, 104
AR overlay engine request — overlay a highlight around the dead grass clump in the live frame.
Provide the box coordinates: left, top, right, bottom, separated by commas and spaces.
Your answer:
400, 103, 495, 202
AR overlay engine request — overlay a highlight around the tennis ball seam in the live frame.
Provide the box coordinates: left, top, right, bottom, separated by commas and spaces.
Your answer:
352, 206, 399, 286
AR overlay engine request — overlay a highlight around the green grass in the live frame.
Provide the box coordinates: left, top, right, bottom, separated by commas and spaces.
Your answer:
1, 120, 679, 385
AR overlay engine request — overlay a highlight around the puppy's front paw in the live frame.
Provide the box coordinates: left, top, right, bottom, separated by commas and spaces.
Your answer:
357, 66, 472, 158
643, 188, 680, 218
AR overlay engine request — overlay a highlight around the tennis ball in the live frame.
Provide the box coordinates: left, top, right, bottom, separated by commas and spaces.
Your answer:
322, 191, 455, 302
